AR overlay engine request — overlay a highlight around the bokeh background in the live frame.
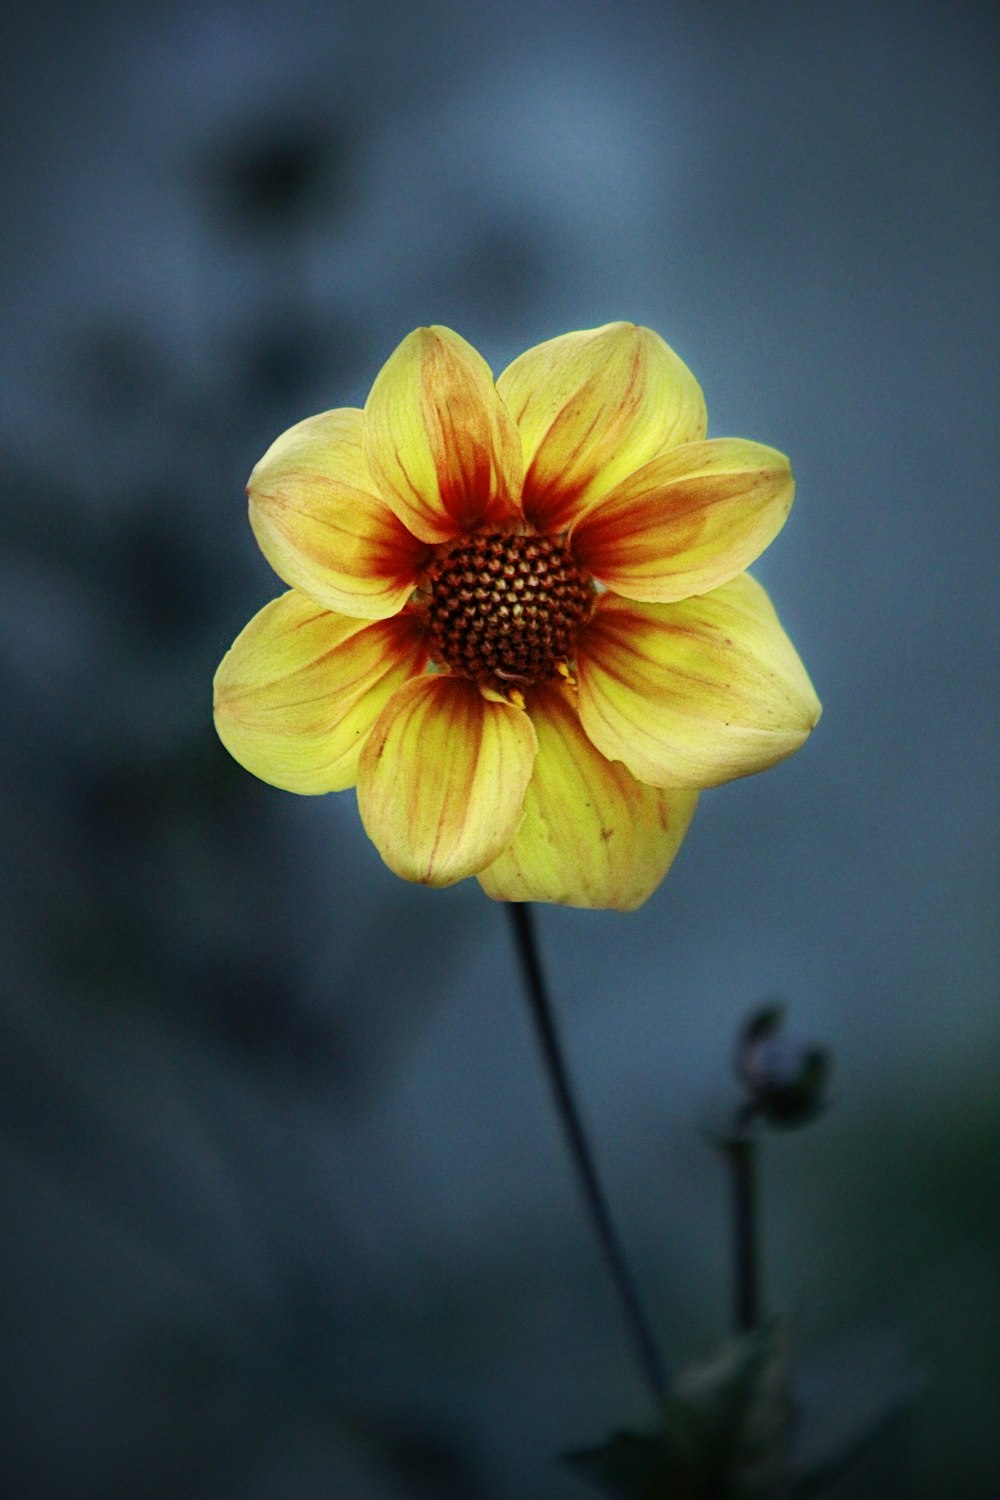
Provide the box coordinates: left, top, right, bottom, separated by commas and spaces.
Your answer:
2, 2, 997, 1496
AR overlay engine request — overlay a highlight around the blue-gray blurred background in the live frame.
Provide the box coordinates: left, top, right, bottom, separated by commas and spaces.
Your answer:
2, 2, 997, 1497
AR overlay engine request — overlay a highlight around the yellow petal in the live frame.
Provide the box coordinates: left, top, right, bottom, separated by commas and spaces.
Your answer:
248, 407, 429, 620
496, 322, 707, 534
571, 439, 794, 602
576, 575, 821, 788
363, 326, 523, 544
356, 675, 537, 887
477, 682, 698, 910
213, 591, 428, 794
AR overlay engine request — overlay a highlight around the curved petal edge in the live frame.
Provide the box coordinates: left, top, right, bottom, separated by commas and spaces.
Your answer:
248, 407, 429, 619
497, 322, 708, 533
478, 681, 698, 909
363, 326, 523, 544
213, 591, 428, 794
576, 575, 822, 789
356, 674, 537, 886
571, 438, 794, 602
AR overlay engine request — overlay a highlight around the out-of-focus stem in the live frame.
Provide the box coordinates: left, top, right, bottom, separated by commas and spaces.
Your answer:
724, 1116, 760, 1333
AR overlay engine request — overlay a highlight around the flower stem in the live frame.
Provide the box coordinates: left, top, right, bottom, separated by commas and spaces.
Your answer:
507, 902, 669, 1405
724, 1114, 761, 1333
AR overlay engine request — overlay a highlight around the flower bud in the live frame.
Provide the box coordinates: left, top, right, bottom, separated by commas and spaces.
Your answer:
735, 1001, 831, 1128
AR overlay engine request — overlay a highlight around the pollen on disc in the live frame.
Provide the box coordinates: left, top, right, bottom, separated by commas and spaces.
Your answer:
423, 530, 594, 687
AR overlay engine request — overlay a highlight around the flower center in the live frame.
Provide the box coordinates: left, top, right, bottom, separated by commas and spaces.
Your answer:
423, 529, 595, 689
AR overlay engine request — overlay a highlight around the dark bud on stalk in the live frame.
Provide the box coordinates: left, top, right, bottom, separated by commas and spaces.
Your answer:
735, 1000, 831, 1128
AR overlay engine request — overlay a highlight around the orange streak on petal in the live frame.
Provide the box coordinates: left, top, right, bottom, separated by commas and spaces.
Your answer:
356, 675, 537, 886
248, 407, 428, 619
213, 591, 428, 795
570, 439, 794, 603
477, 680, 698, 909
497, 323, 707, 533
575, 578, 821, 789
364, 327, 523, 545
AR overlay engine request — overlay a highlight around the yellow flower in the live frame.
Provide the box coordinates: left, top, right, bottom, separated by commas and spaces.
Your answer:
214, 323, 820, 909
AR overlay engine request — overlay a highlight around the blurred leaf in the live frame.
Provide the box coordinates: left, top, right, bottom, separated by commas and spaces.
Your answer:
565, 1318, 793, 1499
565, 1320, 923, 1498
787, 1326, 924, 1498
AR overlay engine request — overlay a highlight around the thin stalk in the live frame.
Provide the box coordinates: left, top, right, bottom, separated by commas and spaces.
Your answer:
507, 902, 669, 1404
725, 1120, 760, 1333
